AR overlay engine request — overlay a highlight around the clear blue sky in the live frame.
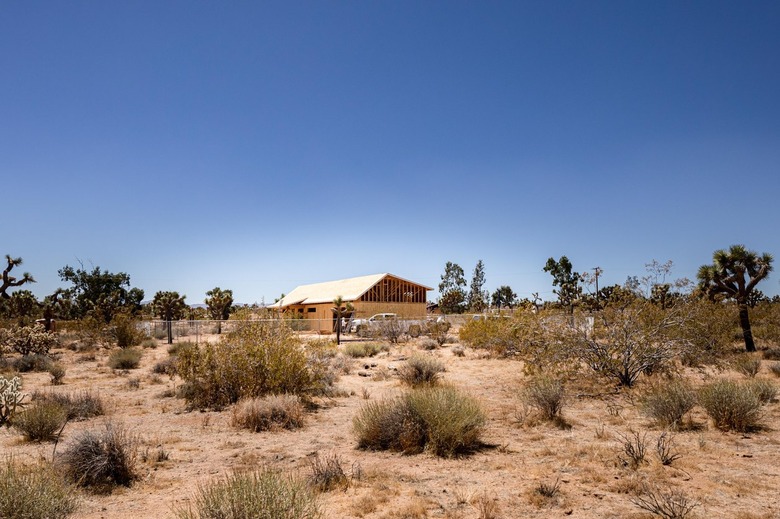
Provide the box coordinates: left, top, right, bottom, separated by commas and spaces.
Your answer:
3, 1, 779, 304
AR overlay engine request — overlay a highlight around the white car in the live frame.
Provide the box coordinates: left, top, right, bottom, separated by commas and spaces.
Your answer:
350, 313, 397, 335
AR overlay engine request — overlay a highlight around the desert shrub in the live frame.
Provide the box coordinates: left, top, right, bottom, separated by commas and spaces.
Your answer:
762, 348, 780, 360
48, 362, 66, 385
631, 483, 698, 519
616, 430, 648, 470
676, 299, 736, 367
107, 348, 142, 369
177, 320, 320, 409
14, 354, 54, 373
639, 379, 698, 429
140, 338, 158, 349
33, 390, 104, 421
733, 355, 762, 378
458, 316, 517, 356
451, 345, 465, 357
175, 467, 320, 519
523, 375, 566, 421
354, 386, 485, 458
376, 318, 406, 344
426, 321, 450, 346
352, 397, 426, 454
655, 431, 682, 466
747, 379, 777, 403
0, 457, 79, 519
0, 375, 26, 427
230, 394, 305, 432
419, 338, 438, 351
699, 380, 763, 432
397, 354, 445, 386
769, 362, 780, 378
307, 452, 349, 492
153, 357, 178, 376
13, 401, 67, 442
110, 313, 143, 349
0, 324, 58, 356
343, 342, 385, 358
59, 422, 139, 491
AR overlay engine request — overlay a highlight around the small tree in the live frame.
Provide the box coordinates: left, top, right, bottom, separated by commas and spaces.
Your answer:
331, 295, 353, 345
467, 260, 487, 312
697, 245, 773, 352
152, 291, 188, 344
491, 285, 517, 310
58, 263, 144, 323
438, 262, 467, 314
205, 287, 234, 334
543, 256, 581, 314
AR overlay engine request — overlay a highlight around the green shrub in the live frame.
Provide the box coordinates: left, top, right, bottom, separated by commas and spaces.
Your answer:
177, 320, 320, 410
59, 422, 139, 491
640, 379, 698, 429
733, 355, 762, 378
0, 457, 78, 519
353, 386, 485, 458
523, 376, 566, 421
14, 354, 53, 373
110, 313, 143, 349
343, 342, 385, 358
33, 390, 104, 421
107, 348, 142, 370
13, 402, 67, 442
230, 394, 305, 432
175, 467, 321, 519
699, 380, 763, 432
397, 354, 445, 386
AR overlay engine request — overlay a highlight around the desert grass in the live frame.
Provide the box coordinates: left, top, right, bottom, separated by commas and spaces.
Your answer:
0, 457, 78, 519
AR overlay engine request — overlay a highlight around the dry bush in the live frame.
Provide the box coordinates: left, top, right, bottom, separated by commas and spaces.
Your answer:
763, 348, 780, 360
354, 386, 486, 458
733, 355, 762, 378
376, 318, 406, 344
631, 483, 698, 519
12, 401, 67, 442
616, 430, 648, 470
655, 432, 682, 466
48, 362, 66, 385
675, 299, 736, 367
152, 357, 178, 376
59, 422, 139, 491
699, 380, 763, 432
174, 467, 321, 519
0, 457, 78, 519
397, 354, 445, 387
419, 338, 438, 351
230, 394, 305, 432
639, 379, 697, 429
747, 379, 777, 403
177, 320, 321, 409
769, 362, 780, 378
13, 354, 54, 373
33, 390, 104, 421
451, 345, 465, 357
307, 452, 349, 492
523, 375, 566, 421
107, 348, 142, 370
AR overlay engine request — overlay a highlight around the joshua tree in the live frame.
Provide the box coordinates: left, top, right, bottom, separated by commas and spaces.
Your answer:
1, 255, 35, 299
205, 287, 234, 334
152, 291, 188, 344
332, 295, 354, 345
697, 245, 773, 352
544, 256, 581, 315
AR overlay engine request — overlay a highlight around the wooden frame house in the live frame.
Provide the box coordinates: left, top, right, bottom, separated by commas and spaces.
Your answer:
270, 273, 432, 333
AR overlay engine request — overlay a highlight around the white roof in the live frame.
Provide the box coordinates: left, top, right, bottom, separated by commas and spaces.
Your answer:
270, 273, 431, 308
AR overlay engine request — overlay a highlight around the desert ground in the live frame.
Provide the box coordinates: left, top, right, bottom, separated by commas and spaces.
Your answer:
2, 325, 780, 519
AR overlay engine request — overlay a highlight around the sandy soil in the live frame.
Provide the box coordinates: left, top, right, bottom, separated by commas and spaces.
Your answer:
2, 331, 780, 519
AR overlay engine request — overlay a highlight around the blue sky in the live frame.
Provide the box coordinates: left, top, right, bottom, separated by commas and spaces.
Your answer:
3, 1, 779, 304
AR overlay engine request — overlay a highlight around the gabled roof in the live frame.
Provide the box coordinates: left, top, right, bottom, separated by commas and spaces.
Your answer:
270, 273, 432, 308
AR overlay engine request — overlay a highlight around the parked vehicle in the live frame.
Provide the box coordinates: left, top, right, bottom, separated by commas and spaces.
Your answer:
350, 313, 448, 338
